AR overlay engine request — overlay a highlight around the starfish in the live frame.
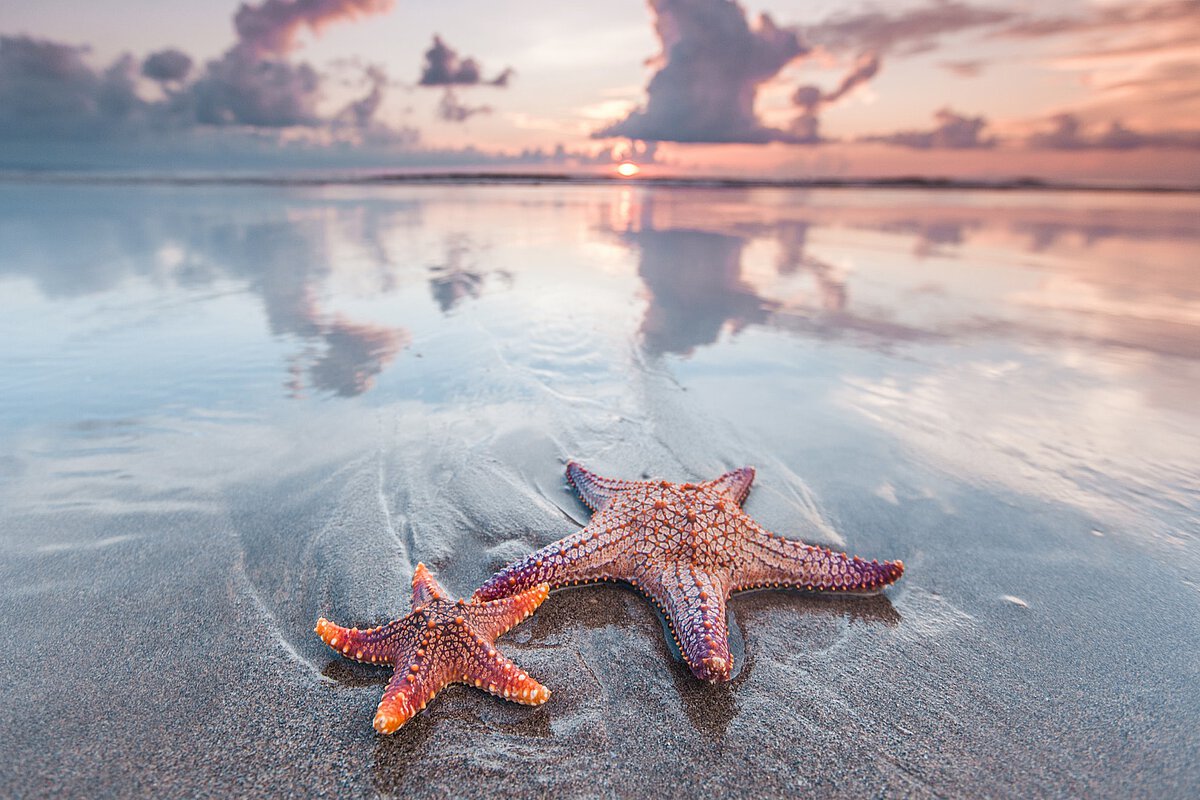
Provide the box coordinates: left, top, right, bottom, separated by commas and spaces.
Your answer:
473, 462, 904, 683
315, 563, 551, 734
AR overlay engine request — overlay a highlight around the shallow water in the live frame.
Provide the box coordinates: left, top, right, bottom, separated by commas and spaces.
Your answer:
1, 181, 1198, 798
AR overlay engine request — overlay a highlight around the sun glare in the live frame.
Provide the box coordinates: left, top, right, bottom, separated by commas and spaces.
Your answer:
616, 161, 640, 178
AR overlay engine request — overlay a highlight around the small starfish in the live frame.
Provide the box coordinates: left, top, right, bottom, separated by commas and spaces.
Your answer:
316, 563, 551, 734
474, 462, 904, 683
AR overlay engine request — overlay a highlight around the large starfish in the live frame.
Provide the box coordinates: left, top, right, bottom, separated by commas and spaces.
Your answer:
316, 563, 551, 733
473, 462, 904, 682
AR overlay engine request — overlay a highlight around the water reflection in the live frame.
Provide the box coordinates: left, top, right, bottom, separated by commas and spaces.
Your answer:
632, 227, 771, 356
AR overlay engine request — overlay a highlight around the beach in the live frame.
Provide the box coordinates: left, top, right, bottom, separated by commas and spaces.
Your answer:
1, 180, 1198, 798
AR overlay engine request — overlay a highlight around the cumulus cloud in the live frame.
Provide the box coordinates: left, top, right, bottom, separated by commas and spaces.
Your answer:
0, 35, 145, 140
1029, 113, 1200, 151
595, 0, 807, 144
189, 0, 396, 129
866, 108, 995, 149
0, 0, 400, 148
141, 48, 193, 84
417, 35, 513, 88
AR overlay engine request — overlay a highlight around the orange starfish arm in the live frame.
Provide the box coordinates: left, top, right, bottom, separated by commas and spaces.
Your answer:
374, 659, 454, 734
731, 522, 904, 593
410, 562, 450, 605
700, 465, 756, 506
315, 616, 413, 666
460, 639, 552, 706
468, 583, 550, 641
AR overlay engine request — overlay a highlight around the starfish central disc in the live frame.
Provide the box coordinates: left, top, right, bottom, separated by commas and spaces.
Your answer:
474, 462, 904, 682
316, 563, 550, 733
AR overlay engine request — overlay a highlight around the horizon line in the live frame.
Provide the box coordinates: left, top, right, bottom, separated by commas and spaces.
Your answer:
1, 169, 1197, 195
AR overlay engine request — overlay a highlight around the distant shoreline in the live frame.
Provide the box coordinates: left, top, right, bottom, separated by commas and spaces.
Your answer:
1, 170, 1197, 194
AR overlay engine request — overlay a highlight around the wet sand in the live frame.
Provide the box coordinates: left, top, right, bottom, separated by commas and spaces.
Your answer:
1, 182, 1198, 798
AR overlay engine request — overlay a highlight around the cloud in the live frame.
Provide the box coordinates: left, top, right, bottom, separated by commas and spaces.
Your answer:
866, 108, 995, 149
0, 35, 145, 140
417, 35, 513, 87
141, 49, 193, 84
436, 89, 490, 123
783, 2, 1015, 145
188, 0, 396, 129
995, 0, 1198, 40
0, 0, 401, 149
790, 52, 880, 143
1028, 113, 1200, 151
802, 1, 1015, 57
232, 0, 395, 59
335, 64, 387, 129
940, 59, 985, 78
595, 0, 807, 144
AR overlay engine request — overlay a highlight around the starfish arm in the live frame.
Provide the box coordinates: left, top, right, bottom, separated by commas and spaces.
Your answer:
466, 582, 550, 641
410, 562, 450, 606
472, 515, 631, 600
373, 657, 455, 734
565, 461, 650, 512
315, 616, 415, 666
640, 564, 734, 683
730, 522, 904, 593
700, 466, 756, 506
460, 638, 551, 706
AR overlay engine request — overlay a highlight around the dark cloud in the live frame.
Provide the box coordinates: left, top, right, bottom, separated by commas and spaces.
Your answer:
436, 89, 490, 123
190, 52, 322, 127
1029, 113, 1200, 151
595, 0, 807, 144
0, 0, 401, 149
0, 35, 145, 140
866, 108, 994, 150
141, 49, 193, 84
417, 35, 513, 88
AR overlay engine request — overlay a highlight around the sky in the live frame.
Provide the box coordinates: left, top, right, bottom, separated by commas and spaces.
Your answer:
1, 0, 1198, 184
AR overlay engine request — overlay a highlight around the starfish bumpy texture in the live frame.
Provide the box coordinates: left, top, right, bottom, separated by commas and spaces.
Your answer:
474, 462, 904, 682
316, 563, 550, 733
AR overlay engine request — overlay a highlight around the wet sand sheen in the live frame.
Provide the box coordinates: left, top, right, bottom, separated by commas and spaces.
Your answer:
1, 182, 1198, 798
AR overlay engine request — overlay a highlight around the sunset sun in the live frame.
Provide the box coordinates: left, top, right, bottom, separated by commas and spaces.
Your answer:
616, 161, 640, 178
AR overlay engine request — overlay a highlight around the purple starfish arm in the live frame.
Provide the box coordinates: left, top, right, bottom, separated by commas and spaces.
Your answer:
731, 520, 905, 593
701, 466, 756, 505
639, 563, 734, 682
565, 461, 652, 511
472, 511, 628, 601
